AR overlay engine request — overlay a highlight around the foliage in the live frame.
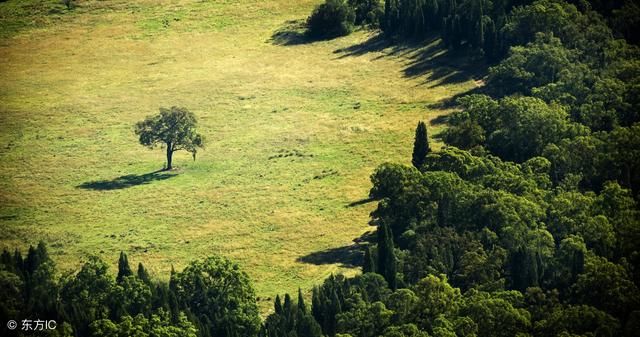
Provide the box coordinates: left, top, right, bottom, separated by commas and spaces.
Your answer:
306, 0, 356, 39
173, 255, 261, 337
411, 121, 431, 169
349, 0, 384, 26
0, 246, 264, 337
265, 139, 640, 336
135, 106, 204, 170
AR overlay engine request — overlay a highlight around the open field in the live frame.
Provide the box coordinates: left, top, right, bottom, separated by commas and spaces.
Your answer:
0, 0, 476, 313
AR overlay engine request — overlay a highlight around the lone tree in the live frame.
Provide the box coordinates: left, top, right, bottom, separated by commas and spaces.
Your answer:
135, 106, 204, 170
411, 120, 431, 169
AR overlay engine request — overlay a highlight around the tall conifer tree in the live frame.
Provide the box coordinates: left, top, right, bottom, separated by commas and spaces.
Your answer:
297, 288, 307, 314
137, 262, 151, 284
117, 251, 133, 283
363, 245, 375, 274
377, 222, 397, 290
412, 121, 431, 169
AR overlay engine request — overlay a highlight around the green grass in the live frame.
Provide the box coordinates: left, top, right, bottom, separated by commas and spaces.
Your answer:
0, 0, 476, 314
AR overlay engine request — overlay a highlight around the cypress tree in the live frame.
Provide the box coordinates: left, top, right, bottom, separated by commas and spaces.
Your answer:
13, 249, 24, 276
284, 293, 293, 313
571, 248, 585, 283
362, 245, 375, 274
168, 289, 180, 321
1, 249, 12, 271
152, 283, 170, 312
25, 245, 39, 274
377, 223, 397, 290
412, 121, 430, 169
327, 290, 342, 337
137, 262, 151, 284
297, 288, 307, 314
510, 248, 539, 291
169, 265, 178, 293
311, 287, 323, 329
384, 0, 400, 34
377, 223, 389, 281
297, 313, 323, 337
116, 251, 133, 283
275, 294, 284, 315
484, 18, 497, 61
475, 3, 485, 49
36, 241, 49, 265
284, 293, 295, 328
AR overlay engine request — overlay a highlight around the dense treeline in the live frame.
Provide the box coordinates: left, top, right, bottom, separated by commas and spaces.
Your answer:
307, 0, 639, 61
386, 0, 640, 61
441, 1, 640, 193
0, 246, 259, 337
262, 147, 639, 336
259, 1, 640, 337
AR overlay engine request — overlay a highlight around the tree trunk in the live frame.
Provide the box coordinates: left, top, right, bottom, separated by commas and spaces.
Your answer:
166, 142, 173, 170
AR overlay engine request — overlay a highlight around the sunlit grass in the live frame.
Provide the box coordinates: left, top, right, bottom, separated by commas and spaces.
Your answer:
0, 0, 476, 314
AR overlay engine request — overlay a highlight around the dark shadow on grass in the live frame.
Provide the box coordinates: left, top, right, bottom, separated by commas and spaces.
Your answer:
430, 114, 450, 126
297, 244, 363, 268
353, 230, 376, 244
426, 85, 487, 110
297, 230, 376, 268
269, 19, 362, 46
268, 19, 313, 46
403, 42, 486, 87
334, 33, 394, 57
334, 32, 488, 90
78, 170, 178, 191
346, 197, 375, 208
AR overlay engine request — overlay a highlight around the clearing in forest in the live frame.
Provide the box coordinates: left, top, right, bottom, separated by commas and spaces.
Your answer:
0, 0, 476, 313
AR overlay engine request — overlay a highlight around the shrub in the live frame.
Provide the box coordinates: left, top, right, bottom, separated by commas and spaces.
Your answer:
306, 0, 356, 39
349, 0, 383, 27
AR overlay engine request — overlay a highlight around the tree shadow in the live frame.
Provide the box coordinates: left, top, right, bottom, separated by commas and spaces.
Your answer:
430, 114, 450, 126
334, 33, 394, 57
334, 32, 487, 89
268, 19, 313, 46
334, 33, 431, 62
77, 170, 178, 191
297, 231, 376, 268
426, 85, 487, 110
346, 197, 375, 208
297, 244, 364, 268
402, 41, 487, 88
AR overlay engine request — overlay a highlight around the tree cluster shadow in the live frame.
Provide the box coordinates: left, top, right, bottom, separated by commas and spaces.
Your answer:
268, 19, 312, 46
426, 85, 486, 110
297, 231, 376, 268
77, 170, 177, 191
297, 244, 364, 268
333, 32, 489, 106
268, 16, 488, 106
430, 114, 450, 126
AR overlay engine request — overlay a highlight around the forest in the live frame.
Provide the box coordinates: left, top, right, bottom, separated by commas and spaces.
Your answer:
1, 0, 639, 336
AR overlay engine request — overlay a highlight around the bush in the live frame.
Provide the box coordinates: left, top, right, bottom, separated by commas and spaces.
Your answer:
306, 0, 356, 39
349, 0, 383, 27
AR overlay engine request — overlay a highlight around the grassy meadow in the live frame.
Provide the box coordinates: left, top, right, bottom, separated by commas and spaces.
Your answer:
0, 0, 476, 313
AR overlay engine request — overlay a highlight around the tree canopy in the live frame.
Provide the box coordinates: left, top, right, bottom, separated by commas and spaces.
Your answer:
135, 106, 204, 170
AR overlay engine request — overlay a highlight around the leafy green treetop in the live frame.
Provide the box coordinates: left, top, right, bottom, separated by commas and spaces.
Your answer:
135, 107, 204, 170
